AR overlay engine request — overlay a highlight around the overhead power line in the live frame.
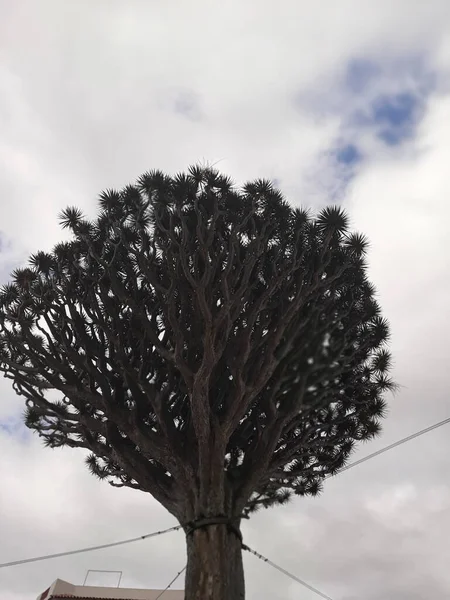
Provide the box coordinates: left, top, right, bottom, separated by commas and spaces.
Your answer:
2, 416, 449, 574
243, 417, 450, 600
0, 525, 181, 569
331, 416, 450, 478
154, 566, 186, 600
243, 544, 333, 600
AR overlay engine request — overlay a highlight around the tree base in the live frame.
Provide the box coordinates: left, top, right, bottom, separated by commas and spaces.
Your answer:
184, 524, 245, 600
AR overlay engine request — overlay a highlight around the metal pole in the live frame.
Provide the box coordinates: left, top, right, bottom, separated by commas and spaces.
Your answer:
83, 569, 123, 587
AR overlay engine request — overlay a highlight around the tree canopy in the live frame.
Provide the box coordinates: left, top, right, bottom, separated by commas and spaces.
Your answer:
0, 165, 393, 522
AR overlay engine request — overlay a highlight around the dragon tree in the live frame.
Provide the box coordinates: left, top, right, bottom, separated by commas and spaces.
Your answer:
0, 166, 393, 599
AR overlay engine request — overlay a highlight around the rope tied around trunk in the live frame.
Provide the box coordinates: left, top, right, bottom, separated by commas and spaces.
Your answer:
184, 516, 243, 543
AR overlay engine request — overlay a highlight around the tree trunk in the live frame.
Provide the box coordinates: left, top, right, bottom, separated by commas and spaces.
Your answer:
184, 524, 245, 600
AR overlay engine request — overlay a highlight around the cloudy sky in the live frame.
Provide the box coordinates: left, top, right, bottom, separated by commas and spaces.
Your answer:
1, 1, 450, 598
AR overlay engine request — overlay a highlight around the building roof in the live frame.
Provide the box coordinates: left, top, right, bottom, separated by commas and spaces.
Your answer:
50, 597, 163, 600
49, 595, 183, 600
50, 596, 182, 600
37, 579, 183, 600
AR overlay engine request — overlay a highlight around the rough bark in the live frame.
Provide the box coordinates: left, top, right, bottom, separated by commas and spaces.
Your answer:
184, 524, 245, 600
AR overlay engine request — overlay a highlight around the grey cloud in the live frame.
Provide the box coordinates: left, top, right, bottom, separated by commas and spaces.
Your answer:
1, 1, 450, 599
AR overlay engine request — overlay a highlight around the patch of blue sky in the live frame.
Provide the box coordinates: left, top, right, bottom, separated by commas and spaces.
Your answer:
0, 415, 29, 440
371, 92, 418, 145
345, 56, 436, 147
344, 59, 380, 94
299, 55, 435, 146
349, 90, 423, 146
316, 139, 364, 203
334, 142, 362, 166
301, 54, 437, 201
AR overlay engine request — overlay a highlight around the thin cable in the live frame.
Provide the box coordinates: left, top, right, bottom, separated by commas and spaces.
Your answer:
2, 417, 450, 571
241, 418, 450, 600
243, 544, 333, 600
154, 566, 186, 600
332, 416, 450, 477
0, 525, 181, 569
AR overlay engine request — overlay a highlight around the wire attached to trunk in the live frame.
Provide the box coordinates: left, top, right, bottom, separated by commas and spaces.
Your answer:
184, 515, 243, 542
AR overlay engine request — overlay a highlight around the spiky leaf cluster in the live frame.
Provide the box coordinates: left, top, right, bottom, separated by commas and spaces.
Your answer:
0, 166, 394, 519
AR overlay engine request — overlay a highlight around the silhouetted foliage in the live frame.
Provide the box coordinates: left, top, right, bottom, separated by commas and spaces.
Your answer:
0, 166, 393, 597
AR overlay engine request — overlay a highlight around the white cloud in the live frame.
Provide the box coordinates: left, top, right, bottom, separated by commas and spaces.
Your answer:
1, 1, 450, 598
